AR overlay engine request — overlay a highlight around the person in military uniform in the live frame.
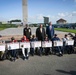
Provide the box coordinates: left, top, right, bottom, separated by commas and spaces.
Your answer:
23, 24, 32, 40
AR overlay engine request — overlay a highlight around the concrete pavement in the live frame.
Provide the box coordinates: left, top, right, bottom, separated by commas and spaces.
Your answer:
0, 54, 76, 75
0, 27, 69, 36
0, 27, 76, 75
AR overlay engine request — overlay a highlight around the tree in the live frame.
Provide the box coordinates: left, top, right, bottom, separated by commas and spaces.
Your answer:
0, 22, 2, 24
10, 19, 21, 23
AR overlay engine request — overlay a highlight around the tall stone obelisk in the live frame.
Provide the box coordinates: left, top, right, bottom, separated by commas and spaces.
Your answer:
22, 0, 28, 25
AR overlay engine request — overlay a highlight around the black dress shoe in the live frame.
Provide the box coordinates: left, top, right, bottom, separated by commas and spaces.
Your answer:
26, 56, 29, 60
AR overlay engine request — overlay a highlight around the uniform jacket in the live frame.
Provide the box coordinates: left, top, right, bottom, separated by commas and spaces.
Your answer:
23, 27, 31, 40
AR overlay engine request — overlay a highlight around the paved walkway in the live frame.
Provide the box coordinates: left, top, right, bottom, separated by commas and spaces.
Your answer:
0, 54, 76, 75
0, 27, 76, 75
0, 27, 70, 40
0, 27, 69, 36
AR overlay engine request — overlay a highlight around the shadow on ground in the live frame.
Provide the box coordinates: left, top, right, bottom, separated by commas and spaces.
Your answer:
56, 69, 76, 75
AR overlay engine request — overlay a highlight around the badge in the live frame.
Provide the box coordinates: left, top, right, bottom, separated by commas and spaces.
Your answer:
29, 29, 31, 32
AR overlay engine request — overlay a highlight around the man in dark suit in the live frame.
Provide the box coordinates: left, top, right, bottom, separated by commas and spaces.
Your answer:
23, 24, 32, 40
36, 24, 46, 41
46, 22, 54, 40
36, 24, 46, 56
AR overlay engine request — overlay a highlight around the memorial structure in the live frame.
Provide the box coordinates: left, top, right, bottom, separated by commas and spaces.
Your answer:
22, 0, 28, 25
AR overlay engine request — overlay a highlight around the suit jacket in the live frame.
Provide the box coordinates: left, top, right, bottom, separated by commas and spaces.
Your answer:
36, 27, 46, 41
46, 25, 54, 40
23, 27, 31, 40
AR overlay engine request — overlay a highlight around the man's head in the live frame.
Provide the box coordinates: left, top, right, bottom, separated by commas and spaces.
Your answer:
11, 37, 15, 42
49, 22, 52, 26
45, 34, 48, 39
32, 35, 36, 38
25, 24, 28, 28
23, 35, 26, 40
65, 34, 68, 38
39, 24, 43, 28
54, 34, 57, 37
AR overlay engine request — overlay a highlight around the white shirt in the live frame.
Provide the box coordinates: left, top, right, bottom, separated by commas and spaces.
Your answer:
63, 37, 69, 42
40, 28, 42, 33
50, 26, 52, 30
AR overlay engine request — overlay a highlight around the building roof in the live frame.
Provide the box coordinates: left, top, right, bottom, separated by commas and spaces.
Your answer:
56, 18, 66, 22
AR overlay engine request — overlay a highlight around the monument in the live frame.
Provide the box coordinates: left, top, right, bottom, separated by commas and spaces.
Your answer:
22, 0, 28, 25
43, 17, 49, 26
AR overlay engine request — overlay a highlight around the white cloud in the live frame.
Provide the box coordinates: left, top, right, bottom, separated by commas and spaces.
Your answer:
50, 16, 55, 19
37, 14, 43, 20
28, 14, 51, 23
72, 11, 76, 16
58, 13, 66, 17
57, 12, 75, 18
67, 11, 76, 17
0, 17, 8, 21
28, 11, 76, 24
28, 14, 44, 23
57, 11, 76, 23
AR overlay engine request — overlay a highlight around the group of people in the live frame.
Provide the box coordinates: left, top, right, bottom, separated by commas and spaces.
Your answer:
23, 22, 55, 57
0, 22, 76, 61
20, 22, 76, 59
23, 22, 76, 57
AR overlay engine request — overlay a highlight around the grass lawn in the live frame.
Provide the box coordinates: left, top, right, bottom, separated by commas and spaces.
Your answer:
0, 24, 17, 31
55, 28, 76, 33
0, 28, 6, 31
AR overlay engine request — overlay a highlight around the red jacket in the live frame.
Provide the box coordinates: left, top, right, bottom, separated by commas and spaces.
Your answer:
21, 38, 29, 42
11, 40, 17, 43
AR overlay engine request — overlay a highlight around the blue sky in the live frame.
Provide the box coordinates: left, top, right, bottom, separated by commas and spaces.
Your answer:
0, 0, 76, 24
